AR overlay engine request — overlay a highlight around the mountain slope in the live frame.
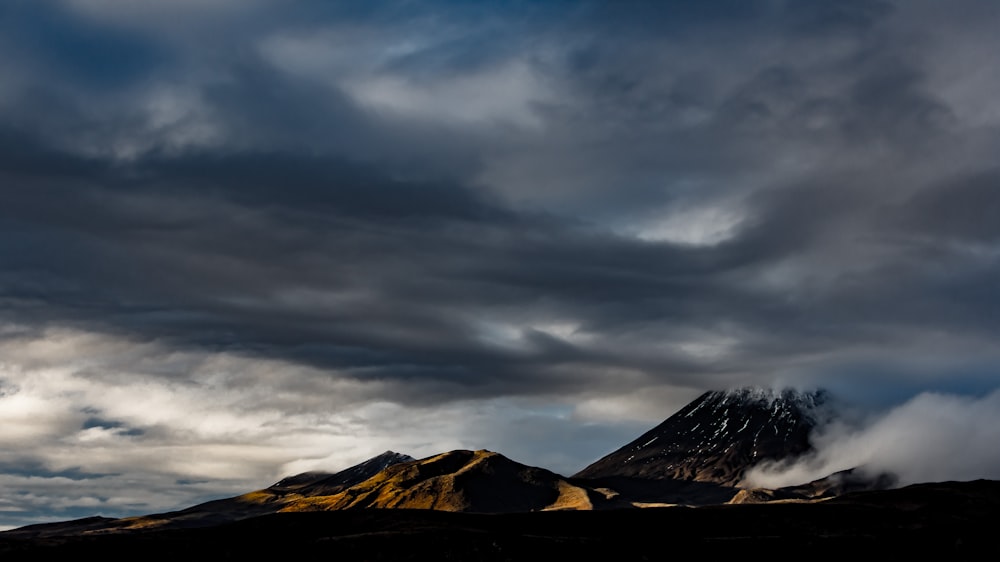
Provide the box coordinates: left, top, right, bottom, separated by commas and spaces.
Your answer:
575, 387, 828, 486
280, 449, 618, 513
8, 451, 416, 536
270, 451, 415, 495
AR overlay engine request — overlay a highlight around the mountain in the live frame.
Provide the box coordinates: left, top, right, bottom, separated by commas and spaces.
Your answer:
575, 387, 829, 486
270, 451, 415, 495
278, 449, 619, 513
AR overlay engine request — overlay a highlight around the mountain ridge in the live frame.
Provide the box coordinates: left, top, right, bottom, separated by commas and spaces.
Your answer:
278, 449, 620, 513
574, 387, 829, 486
270, 451, 416, 495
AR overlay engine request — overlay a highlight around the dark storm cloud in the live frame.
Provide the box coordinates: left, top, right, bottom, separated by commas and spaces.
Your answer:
0, 0, 998, 442
896, 169, 1000, 244
0, 141, 721, 398
0, 2, 169, 88
0, 461, 117, 481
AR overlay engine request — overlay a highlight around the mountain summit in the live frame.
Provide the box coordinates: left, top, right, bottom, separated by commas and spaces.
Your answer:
270, 451, 416, 495
575, 387, 828, 486
280, 449, 616, 513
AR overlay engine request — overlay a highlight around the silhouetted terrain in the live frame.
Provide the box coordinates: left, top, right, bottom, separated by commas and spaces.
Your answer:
1, 480, 997, 559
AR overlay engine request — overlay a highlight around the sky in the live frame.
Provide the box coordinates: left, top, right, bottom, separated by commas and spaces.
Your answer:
1, 0, 1000, 529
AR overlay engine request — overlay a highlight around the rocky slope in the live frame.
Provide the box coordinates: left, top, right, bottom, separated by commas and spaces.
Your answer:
279, 449, 619, 513
575, 387, 829, 486
269, 451, 415, 495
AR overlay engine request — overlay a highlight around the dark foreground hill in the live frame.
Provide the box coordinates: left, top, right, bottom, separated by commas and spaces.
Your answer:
1, 480, 997, 560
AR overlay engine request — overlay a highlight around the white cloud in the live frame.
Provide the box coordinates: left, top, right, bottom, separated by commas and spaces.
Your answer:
573, 385, 703, 424
343, 61, 554, 129
0, 327, 390, 523
634, 203, 747, 246
674, 333, 740, 361
745, 390, 1000, 488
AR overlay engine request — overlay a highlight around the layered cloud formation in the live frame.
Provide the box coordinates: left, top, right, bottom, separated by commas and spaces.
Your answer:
2, 0, 1000, 528
746, 390, 1000, 488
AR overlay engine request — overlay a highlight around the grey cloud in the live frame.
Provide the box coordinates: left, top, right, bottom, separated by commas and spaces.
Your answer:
0, 462, 117, 481
894, 169, 1000, 244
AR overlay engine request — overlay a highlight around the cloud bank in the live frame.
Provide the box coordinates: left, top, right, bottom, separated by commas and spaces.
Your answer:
746, 390, 1000, 488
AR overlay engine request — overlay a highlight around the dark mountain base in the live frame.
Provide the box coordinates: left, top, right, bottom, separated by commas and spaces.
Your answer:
2, 480, 997, 561
571, 474, 740, 505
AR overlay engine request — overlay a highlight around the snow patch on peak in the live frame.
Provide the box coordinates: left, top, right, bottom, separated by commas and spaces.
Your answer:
712, 387, 827, 410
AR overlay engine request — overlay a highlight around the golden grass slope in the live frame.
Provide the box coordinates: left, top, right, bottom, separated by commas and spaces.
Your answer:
40, 449, 615, 536
279, 449, 613, 513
